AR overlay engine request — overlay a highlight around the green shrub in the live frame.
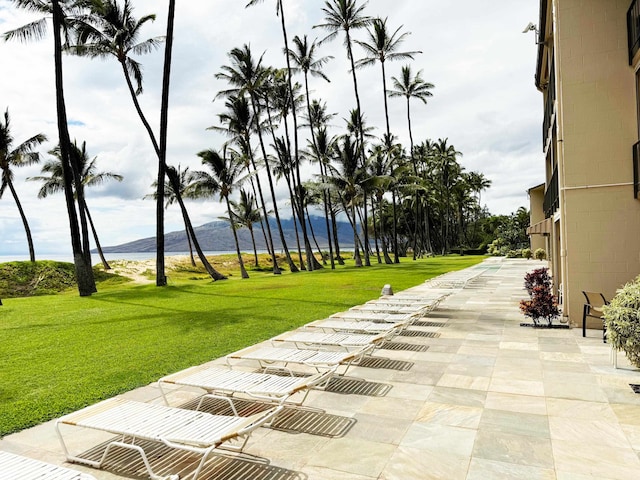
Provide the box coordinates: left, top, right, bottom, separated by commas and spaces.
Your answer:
522, 248, 532, 259
603, 275, 640, 368
506, 249, 521, 258
534, 248, 546, 260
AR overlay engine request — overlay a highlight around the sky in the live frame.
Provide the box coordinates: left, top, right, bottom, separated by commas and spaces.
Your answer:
0, 0, 543, 257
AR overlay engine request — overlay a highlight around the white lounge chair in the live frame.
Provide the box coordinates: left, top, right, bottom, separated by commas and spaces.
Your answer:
55, 397, 281, 480
272, 331, 388, 349
305, 318, 408, 334
226, 344, 373, 374
329, 311, 416, 323
0, 451, 96, 480
349, 303, 428, 314
158, 365, 336, 408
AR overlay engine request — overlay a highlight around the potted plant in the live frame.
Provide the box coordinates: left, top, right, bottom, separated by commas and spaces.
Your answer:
603, 275, 640, 368
520, 267, 560, 327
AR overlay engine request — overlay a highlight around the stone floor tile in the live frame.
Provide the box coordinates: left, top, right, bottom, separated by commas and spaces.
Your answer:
621, 423, 640, 450
485, 392, 547, 415
610, 403, 640, 425
348, 413, 412, 445
301, 466, 376, 480
466, 457, 556, 480
549, 417, 629, 447
445, 363, 494, 378
543, 381, 609, 402
552, 439, 640, 480
545, 398, 617, 421
472, 430, 554, 468
400, 423, 476, 457
427, 386, 487, 408
436, 373, 491, 391
306, 437, 396, 478
480, 409, 550, 438
489, 377, 545, 396
415, 402, 483, 428
384, 382, 433, 401
379, 446, 470, 480
358, 396, 423, 420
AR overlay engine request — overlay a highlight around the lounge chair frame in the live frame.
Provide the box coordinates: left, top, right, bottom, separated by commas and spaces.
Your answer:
0, 451, 97, 480
55, 398, 281, 480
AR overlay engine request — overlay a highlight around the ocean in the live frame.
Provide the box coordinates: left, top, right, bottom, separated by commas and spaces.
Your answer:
0, 251, 253, 264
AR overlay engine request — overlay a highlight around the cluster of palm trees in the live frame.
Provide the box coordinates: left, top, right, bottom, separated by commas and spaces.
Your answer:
2, 0, 492, 296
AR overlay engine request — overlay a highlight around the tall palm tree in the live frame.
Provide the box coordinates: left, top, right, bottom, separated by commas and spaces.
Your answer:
0, 108, 47, 262
216, 45, 299, 273
192, 147, 249, 279
246, 0, 317, 271
355, 17, 420, 140
433, 138, 462, 254
213, 92, 281, 274
388, 65, 434, 157
328, 135, 366, 267
389, 67, 434, 258
288, 35, 335, 268
144, 165, 197, 267
230, 189, 261, 267
4, 0, 96, 295
30, 140, 122, 269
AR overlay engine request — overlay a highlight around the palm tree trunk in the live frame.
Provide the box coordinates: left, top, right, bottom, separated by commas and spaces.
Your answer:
225, 196, 248, 279
370, 193, 382, 264
7, 179, 35, 262
330, 203, 345, 265
156, 0, 176, 287
381, 61, 391, 139
350, 203, 363, 267
185, 227, 196, 266
83, 203, 111, 270
248, 224, 259, 267
377, 194, 393, 264
52, 0, 95, 296
391, 190, 400, 263
305, 205, 325, 265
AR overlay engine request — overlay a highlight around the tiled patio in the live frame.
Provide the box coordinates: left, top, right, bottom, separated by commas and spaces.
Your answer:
2, 258, 640, 479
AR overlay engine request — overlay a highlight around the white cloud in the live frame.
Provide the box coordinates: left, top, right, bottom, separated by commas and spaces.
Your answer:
0, 0, 543, 258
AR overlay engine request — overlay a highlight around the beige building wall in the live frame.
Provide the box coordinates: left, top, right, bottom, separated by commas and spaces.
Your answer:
553, 0, 640, 327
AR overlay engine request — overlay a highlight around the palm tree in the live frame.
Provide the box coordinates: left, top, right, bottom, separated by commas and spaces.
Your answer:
355, 17, 420, 140
328, 135, 366, 267
230, 189, 261, 267
216, 45, 299, 273
213, 92, 281, 274
193, 148, 249, 279
388, 65, 434, 157
433, 138, 462, 254
0, 108, 47, 262
144, 165, 197, 266
30, 140, 122, 269
73, 0, 169, 285
4, 0, 96, 295
164, 165, 227, 281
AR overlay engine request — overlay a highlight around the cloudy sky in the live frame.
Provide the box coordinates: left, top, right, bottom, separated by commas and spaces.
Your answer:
0, 0, 543, 258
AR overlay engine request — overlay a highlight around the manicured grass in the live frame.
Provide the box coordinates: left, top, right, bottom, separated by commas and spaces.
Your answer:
0, 255, 485, 437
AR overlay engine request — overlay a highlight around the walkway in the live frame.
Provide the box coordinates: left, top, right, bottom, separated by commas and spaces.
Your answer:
2, 258, 640, 479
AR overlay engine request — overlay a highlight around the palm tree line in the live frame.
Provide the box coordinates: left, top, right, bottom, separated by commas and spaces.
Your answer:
2, 0, 492, 296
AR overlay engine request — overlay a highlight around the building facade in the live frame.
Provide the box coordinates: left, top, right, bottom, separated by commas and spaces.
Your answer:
530, 0, 640, 328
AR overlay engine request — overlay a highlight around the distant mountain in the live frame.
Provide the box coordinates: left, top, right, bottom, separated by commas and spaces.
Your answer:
99, 216, 355, 253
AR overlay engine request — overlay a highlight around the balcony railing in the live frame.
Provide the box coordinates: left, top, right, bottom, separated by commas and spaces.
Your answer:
629, 0, 640, 64
542, 62, 556, 147
544, 165, 559, 217
634, 141, 640, 199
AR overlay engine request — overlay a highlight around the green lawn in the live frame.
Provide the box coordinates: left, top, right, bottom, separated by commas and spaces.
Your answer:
0, 255, 485, 437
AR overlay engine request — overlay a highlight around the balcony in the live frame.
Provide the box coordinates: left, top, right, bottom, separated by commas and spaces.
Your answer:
629, 0, 640, 64
634, 141, 640, 199
544, 165, 559, 218
542, 62, 556, 147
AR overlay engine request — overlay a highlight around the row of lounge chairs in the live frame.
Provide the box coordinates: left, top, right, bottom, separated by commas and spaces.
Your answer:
4, 289, 449, 480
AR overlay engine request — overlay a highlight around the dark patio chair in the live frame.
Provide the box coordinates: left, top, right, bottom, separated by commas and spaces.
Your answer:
582, 291, 609, 342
